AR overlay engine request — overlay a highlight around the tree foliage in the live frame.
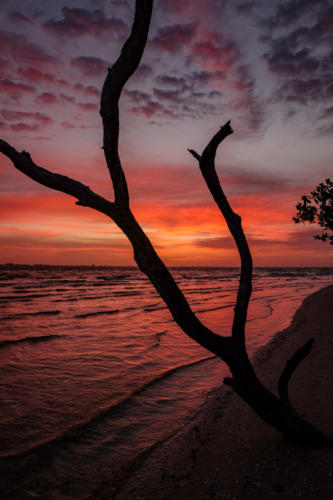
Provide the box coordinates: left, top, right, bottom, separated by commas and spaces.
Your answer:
294, 178, 333, 244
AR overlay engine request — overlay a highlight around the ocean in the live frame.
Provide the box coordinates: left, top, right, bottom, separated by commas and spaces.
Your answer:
0, 265, 332, 498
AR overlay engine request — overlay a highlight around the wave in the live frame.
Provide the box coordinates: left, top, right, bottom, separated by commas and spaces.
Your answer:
0, 354, 216, 460
3, 310, 60, 320
144, 305, 166, 312
149, 330, 167, 348
0, 334, 62, 348
113, 290, 142, 297
196, 303, 233, 313
75, 309, 120, 318
0, 293, 54, 302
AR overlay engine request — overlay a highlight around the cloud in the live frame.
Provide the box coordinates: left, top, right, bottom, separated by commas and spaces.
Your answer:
194, 227, 329, 253
73, 83, 100, 97
0, 79, 35, 98
16, 66, 69, 87
151, 22, 197, 52
261, 0, 333, 124
0, 30, 55, 65
236, 2, 257, 15
263, 0, 329, 29
123, 89, 151, 103
59, 93, 76, 104
134, 63, 153, 79
156, 75, 187, 87
61, 121, 87, 130
71, 56, 108, 76
9, 122, 40, 132
1, 108, 53, 133
78, 102, 98, 112
265, 46, 319, 77
1, 109, 52, 125
36, 92, 58, 105
44, 7, 127, 39
7, 11, 31, 24
130, 100, 177, 119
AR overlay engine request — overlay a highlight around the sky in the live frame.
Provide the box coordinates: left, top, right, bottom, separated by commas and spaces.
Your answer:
0, 0, 332, 266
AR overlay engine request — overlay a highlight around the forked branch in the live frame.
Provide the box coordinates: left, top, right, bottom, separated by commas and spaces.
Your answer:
188, 121, 252, 353
0, 0, 332, 447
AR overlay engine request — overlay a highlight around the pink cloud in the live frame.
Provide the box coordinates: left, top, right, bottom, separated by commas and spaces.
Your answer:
152, 22, 197, 52
9, 123, 40, 132
36, 92, 58, 105
0, 79, 35, 98
44, 8, 127, 39
1, 109, 52, 125
16, 66, 69, 87
78, 102, 98, 112
0, 30, 55, 65
71, 56, 108, 76
73, 83, 100, 97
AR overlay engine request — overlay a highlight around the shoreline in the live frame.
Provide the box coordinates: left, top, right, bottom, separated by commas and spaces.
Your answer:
92, 285, 333, 499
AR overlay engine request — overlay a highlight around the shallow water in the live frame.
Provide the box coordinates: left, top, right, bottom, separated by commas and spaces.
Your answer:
0, 265, 332, 498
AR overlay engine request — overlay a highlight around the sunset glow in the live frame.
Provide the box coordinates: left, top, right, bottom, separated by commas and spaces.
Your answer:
1, 0, 332, 266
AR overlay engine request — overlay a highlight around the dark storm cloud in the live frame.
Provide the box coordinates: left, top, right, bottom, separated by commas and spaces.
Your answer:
44, 7, 127, 39
151, 22, 197, 52
71, 56, 108, 76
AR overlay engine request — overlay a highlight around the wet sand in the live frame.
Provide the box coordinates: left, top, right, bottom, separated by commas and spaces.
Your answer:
92, 285, 333, 499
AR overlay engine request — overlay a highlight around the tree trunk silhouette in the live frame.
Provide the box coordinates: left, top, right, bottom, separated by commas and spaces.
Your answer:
0, 0, 331, 447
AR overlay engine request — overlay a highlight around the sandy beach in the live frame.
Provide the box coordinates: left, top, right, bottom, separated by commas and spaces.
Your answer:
92, 285, 333, 499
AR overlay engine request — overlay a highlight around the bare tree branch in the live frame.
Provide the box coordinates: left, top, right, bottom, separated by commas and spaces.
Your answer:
0, 0, 332, 448
100, 0, 153, 207
0, 139, 115, 217
188, 121, 252, 353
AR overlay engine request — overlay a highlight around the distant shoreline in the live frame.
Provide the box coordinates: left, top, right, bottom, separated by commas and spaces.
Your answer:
1, 263, 333, 269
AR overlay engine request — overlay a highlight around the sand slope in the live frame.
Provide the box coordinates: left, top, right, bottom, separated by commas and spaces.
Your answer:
93, 285, 333, 499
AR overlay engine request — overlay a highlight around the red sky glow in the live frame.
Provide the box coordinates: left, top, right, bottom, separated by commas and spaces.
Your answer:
0, 0, 332, 266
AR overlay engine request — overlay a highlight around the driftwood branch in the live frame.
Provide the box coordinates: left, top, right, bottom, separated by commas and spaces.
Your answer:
100, 0, 153, 207
188, 120, 252, 354
1, 0, 332, 447
0, 1, 232, 365
0, 139, 115, 217
278, 338, 314, 405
